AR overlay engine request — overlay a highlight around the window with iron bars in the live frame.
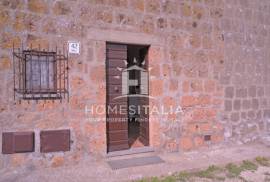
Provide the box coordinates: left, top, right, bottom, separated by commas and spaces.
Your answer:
13, 46, 69, 101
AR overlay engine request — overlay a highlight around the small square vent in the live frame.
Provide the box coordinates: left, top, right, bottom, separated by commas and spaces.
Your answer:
204, 135, 211, 141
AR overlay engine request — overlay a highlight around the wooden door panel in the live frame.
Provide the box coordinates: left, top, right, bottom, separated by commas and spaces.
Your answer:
107, 76, 122, 85
107, 51, 127, 59
107, 121, 128, 130
107, 130, 128, 141
107, 141, 129, 152
107, 44, 127, 51
107, 59, 127, 68
107, 68, 123, 75
108, 85, 122, 94
108, 94, 127, 103
106, 43, 129, 152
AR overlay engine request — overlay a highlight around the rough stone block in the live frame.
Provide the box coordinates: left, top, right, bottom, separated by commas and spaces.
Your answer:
190, 80, 203, 92
252, 99, 259, 110
236, 88, 247, 98
230, 112, 240, 122
180, 136, 193, 150
0, 10, 10, 29
180, 3, 192, 17
1, 0, 24, 9
225, 100, 232, 111
130, 0, 144, 11
233, 100, 241, 111
28, 0, 48, 14
0, 32, 21, 49
181, 95, 197, 107
145, 0, 160, 14
150, 80, 163, 96
162, 0, 178, 14
225, 86, 234, 98
0, 55, 11, 71
53, 1, 71, 15
248, 86, 256, 97
204, 80, 215, 92
96, 9, 113, 23
242, 100, 251, 110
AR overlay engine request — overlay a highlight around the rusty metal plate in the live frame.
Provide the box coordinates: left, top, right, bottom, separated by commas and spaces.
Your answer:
2, 132, 35, 154
40, 129, 70, 153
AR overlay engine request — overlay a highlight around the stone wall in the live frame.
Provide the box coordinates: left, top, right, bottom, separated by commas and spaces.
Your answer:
0, 0, 270, 170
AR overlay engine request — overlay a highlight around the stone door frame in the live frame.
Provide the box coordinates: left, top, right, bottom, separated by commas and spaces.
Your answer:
87, 28, 165, 152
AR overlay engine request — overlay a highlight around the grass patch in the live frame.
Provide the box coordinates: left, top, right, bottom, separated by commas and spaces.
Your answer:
225, 163, 242, 177
225, 160, 258, 178
135, 158, 267, 182
136, 177, 160, 182
194, 165, 222, 179
161, 176, 176, 182
255, 156, 269, 166
175, 171, 191, 182
241, 160, 258, 171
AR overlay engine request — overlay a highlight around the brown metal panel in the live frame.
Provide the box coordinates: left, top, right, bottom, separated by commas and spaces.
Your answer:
2, 132, 35, 154
14, 132, 34, 153
2, 133, 13, 154
40, 129, 70, 153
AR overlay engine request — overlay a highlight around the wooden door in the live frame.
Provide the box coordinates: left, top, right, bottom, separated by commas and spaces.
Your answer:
106, 43, 129, 152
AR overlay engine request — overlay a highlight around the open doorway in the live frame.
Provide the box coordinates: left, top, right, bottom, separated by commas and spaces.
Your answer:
127, 44, 149, 148
106, 43, 149, 152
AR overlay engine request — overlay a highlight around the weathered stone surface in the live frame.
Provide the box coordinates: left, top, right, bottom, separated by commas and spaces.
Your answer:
180, 137, 193, 150
51, 156, 65, 168
130, 0, 144, 11
150, 80, 163, 96
53, 1, 71, 15
225, 100, 232, 112
28, 0, 48, 14
145, 0, 160, 14
0, 55, 11, 71
0, 32, 21, 49
13, 12, 41, 32
225, 86, 234, 98
1, 0, 24, 9
0, 10, 10, 28
0, 0, 270, 171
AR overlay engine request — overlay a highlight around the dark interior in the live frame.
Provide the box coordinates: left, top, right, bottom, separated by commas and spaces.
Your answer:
127, 44, 149, 148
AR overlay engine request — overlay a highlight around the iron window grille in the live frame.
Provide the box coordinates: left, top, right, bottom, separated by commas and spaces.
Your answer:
13, 45, 69, 101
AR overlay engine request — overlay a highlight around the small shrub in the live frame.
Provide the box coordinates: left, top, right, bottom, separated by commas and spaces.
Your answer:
161, 176, 176, 182
175, 171, 191, 182
255, 156, 269, 166
241, 160, 258, 171
194, 165, 222, 179
225, 163, 242, 177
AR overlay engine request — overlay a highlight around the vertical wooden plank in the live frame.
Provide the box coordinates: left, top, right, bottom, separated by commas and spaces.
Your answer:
106, 43, 129, 152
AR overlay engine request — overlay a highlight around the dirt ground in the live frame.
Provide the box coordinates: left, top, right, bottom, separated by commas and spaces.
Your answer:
1, 143, 270, 182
